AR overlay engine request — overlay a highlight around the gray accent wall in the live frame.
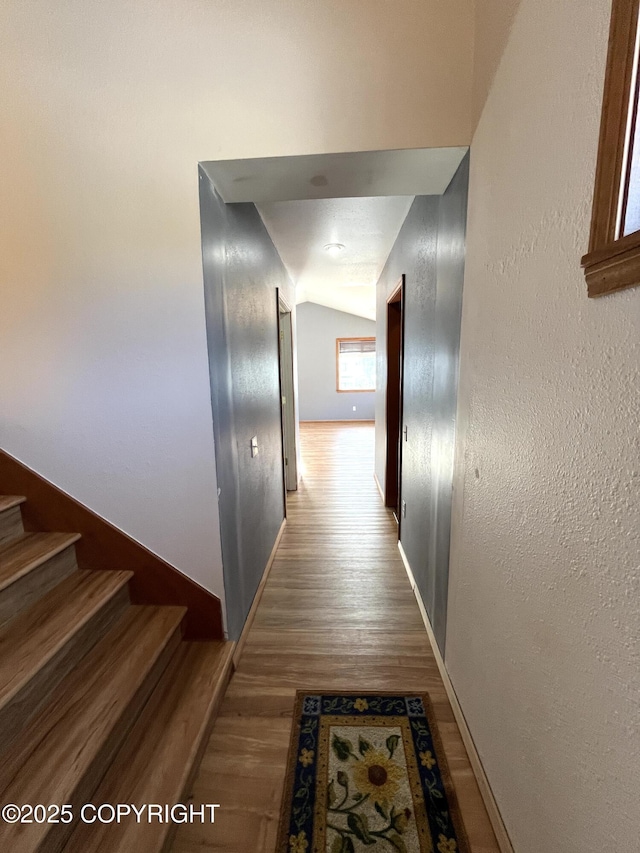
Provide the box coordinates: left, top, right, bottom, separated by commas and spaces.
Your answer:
375, 153, 469, 653
199, 167, 295, 640
297, 302, 376, 421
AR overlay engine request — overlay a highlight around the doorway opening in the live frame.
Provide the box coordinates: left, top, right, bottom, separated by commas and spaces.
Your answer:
200, 148, 469, 651
277, 290, 298, 505
384, 275, 405, 527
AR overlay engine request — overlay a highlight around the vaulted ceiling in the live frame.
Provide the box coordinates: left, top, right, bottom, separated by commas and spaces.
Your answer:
257, 196, 413, 320
202, 147, 467, 319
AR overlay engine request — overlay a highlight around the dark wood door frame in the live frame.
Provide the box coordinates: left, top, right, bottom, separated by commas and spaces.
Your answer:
276, 289, 298, 514
276, 289, 289, 517
385, 275, 405, 534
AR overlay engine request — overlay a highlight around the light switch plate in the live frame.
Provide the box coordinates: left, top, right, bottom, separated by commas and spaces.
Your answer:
251, 436, 259, 458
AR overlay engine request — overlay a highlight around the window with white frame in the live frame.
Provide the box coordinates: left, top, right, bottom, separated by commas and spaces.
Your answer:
336, 337, 376, 392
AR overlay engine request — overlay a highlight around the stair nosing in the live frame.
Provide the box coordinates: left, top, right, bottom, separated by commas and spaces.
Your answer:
0, 496, 27, 512
0, 569, 134, 710
0, 532, 82, 593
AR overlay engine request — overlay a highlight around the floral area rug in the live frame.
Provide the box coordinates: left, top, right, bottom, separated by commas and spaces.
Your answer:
277, 693, 470, 853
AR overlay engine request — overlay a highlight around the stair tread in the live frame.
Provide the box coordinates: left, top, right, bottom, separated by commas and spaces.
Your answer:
64, 640, 234, 853
0, 532, 81, 592
0, 604, 186, 850
0, 569, 133, 712
0, 496, 26, 513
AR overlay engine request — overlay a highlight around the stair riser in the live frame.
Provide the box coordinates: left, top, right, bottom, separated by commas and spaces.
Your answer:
0, 546, 78, 631
32, 625, 183, 853
0, 506, 24, 547
0, 584, 131, 759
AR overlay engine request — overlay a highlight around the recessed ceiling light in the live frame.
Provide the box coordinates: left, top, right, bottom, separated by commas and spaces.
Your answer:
324, 243, 345, 255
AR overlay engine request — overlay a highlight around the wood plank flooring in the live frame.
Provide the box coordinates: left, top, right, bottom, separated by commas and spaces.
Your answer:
172, 422, 499, 853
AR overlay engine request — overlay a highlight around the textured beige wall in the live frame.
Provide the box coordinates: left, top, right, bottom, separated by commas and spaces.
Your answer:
472, 0, 522, 128
448, 0, 640, 849
0, 0, 473, 597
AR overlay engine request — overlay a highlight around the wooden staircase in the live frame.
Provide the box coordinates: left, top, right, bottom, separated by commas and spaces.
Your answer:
0, 495, 233, 853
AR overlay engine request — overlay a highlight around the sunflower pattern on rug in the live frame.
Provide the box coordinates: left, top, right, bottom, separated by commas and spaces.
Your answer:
277, 694, 470, 853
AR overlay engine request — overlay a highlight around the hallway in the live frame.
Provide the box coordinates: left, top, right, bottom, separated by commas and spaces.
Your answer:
172, 422, 499, 852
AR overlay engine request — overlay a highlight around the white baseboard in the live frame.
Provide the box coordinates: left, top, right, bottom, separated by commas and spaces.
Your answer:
397, 541, 514, 853
373, 471, 385, 503
233, 518, 286, 669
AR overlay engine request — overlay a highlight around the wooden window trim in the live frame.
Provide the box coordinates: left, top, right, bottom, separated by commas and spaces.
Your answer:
582, 0, 640, 296
336, 336, 376, 393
